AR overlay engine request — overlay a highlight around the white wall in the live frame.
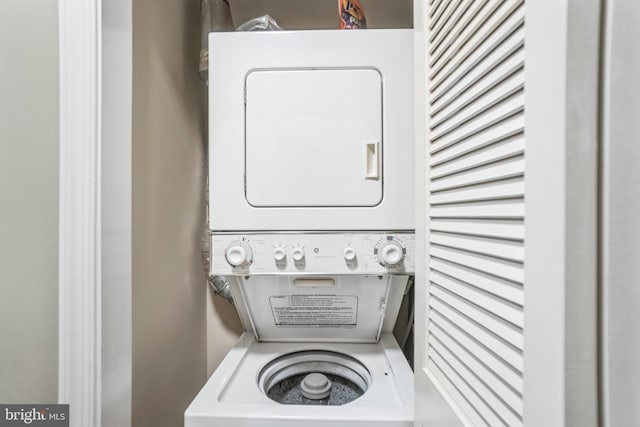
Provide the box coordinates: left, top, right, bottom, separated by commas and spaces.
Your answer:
601, 0, 640, 425
102, 0, 132, 426
0, 0, 59, 404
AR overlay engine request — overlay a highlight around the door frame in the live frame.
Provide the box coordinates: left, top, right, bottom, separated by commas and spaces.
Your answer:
58, 1, 133, 427
58, 0, 102, 426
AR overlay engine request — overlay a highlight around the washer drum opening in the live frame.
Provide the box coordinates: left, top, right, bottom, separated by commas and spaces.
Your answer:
258, 350, 372, 406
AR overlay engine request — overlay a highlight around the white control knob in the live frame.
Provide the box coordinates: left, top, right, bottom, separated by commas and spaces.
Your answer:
225, 241, 253, 267
376, 239, 405, 266
343, 247, 357, 262
381, 245, 403, 265
273, 247, 286, 262
292, 247, 305, 262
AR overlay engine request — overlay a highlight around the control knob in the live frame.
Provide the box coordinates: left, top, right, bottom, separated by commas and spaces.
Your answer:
343, 247, 357, 262
273, 247, 286, 263
376, 238, 405, 266
292, 246, 305, 262
225, 240, 253, 267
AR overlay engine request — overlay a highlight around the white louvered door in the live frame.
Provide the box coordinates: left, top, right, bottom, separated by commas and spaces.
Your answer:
423, 1, 525, 426
415, 0, 602, 426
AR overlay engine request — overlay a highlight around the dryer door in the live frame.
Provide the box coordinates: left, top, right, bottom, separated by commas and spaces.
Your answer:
245, 68, 383, 207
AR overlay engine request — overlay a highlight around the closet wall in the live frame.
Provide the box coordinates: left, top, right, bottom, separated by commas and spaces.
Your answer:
132, 1, 216, 426
228, 0, 412, 29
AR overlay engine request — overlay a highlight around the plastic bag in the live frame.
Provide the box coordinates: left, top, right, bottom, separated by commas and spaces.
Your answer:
236, 15, 283, 32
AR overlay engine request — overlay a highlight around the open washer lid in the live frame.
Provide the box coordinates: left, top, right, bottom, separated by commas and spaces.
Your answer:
228, 275, 408, 343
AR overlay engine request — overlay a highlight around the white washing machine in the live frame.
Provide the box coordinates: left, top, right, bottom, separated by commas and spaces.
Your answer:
185, 232, 415, 426
185, 334, 413, 427
186, 30, 415, 426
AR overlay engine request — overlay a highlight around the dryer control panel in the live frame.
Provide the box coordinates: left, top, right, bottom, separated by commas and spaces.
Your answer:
211, 232, 415, 276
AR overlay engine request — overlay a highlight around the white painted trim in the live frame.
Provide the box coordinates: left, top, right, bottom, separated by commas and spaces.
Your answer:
524, 1, 600, 426
58, 1, 102, 427
412, 0, 428, 411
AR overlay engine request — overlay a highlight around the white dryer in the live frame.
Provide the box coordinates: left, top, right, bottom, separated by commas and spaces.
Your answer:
208, 29, 414, 231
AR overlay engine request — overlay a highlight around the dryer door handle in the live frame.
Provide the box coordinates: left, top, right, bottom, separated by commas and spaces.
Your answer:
364, 141, 380, 180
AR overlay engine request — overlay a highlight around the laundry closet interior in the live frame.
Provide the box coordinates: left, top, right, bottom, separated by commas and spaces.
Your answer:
131, 1, 416, 426
64, 0, 636, 425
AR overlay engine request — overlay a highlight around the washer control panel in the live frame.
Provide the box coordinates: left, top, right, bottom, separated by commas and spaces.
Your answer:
211, 232, 415, 275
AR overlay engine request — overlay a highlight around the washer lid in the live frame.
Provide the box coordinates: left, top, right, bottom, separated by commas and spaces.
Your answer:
229, 275, 408, 343
244, 68, 383, 208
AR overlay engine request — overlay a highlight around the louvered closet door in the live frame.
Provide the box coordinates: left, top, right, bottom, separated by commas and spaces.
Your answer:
425, 1, 525, 426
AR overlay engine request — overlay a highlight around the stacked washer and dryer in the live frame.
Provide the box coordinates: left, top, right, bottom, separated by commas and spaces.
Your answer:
186, 29, 415, 426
